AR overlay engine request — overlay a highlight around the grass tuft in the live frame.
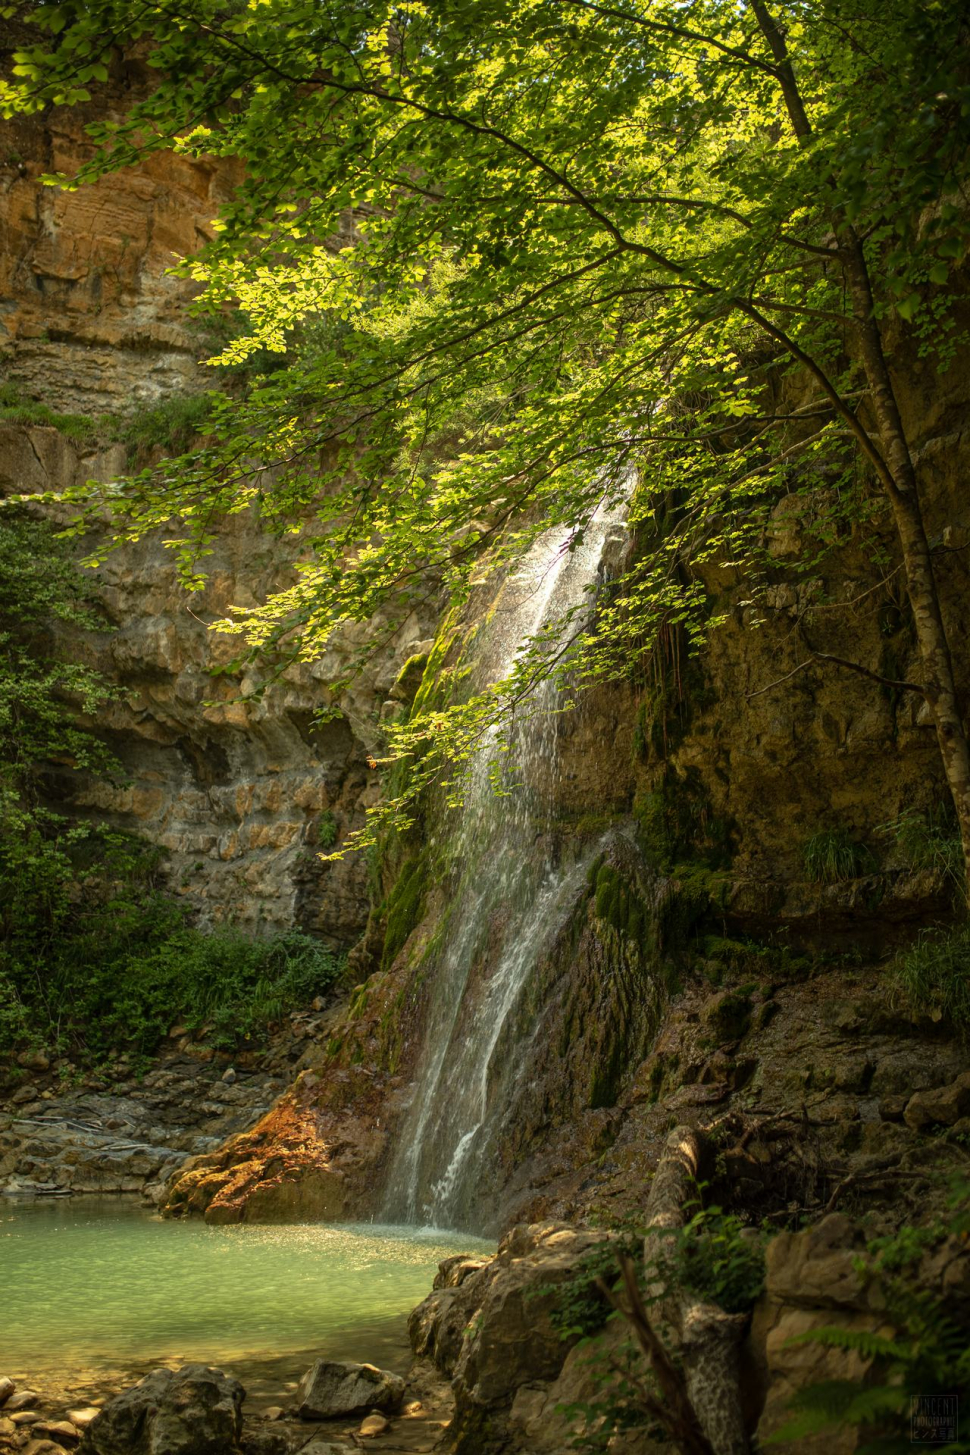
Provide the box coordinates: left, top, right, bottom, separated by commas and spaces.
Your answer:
802, 828, 874, 884
888, 924, 970, 1034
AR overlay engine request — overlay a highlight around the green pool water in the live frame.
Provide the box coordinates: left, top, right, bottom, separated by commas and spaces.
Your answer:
0, 1198, 492, 1392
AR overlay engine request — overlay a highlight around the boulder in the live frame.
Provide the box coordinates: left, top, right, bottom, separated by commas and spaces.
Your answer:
452, 1223, 611, 1410
760, 1214, 874, 1311
408, 1261, 496, 1375
408, 1287, 456, 1359
297, 1361, 404, 1420
904, 1071, 970, 1130
77, 1365, 244, 1455
0, 1379, 14, 1408
433, 1255, 492, 1290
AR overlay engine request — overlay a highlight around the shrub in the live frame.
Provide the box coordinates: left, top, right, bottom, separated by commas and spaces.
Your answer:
119, 393, 214, 457
648, 1204, 767, 1316
879, 805, 964, 902
888, 924, 970, 1034
546, 1206, 768, 1452
1, 849, 342, 1058
0, 383, 107, 443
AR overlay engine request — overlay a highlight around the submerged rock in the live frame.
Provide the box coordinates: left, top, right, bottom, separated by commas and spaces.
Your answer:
77, 1365, 244, 1455
357, 1413, 389, 1436
297, 1361, 404, 1420
35, 1421, 81, 1444
66, 1412, 100, 1432
7, 1392, 40, 1412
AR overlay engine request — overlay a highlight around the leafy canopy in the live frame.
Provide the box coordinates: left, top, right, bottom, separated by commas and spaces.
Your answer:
4, 0, 969, 849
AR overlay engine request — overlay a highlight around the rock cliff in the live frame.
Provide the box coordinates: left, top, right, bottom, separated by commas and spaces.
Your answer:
0, 89, 433, 941
1, 57, 235, 412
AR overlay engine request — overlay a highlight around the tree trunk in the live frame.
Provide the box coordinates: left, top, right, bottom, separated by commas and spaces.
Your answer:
644, 1127, 750, 1455
749, 0, 970, 899
842, 244, 970, 896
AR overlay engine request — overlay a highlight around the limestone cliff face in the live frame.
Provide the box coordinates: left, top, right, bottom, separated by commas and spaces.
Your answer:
0, 100, 436, 943
1, 56, 237, 412
181, 332, 970, 1229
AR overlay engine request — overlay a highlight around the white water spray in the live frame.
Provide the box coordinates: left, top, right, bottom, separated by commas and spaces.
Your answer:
382, 494, 628, 1232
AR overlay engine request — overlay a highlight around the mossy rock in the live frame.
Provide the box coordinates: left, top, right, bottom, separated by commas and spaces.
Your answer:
391, 650, 431, 707
380, 851, 431, 969
704, 986, 754, 1044
633, 766, 733, 872
589, 860, 654, 955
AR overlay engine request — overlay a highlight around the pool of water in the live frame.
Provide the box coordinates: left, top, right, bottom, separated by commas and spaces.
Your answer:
0, 1198, 492, 1392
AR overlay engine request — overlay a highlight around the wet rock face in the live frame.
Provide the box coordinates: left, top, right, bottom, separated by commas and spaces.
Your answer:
159, 1062, 394, 1224
78, 1366, 244, 1455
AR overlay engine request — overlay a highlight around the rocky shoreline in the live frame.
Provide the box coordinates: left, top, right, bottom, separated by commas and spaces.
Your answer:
0, 1354, 458, 1455
6, 1206, 968, 1455
0, 1007, 332, 1202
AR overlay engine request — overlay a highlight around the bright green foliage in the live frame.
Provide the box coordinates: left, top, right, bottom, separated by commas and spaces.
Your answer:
888, 925, 970, 1035
802, 828, 874, 884
771, 1182, 970, 1452
3, 1, 970, 852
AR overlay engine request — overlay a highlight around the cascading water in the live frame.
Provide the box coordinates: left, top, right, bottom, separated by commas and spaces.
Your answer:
382, 496, 628, 1232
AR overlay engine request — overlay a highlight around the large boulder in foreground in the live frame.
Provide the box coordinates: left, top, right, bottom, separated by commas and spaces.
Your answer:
78, 1366, 244, 1455
297, 1360, 404, 1420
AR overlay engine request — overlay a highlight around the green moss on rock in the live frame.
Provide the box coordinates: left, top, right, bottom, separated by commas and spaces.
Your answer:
705, 986, 754, 1043
381, 851, 430, 969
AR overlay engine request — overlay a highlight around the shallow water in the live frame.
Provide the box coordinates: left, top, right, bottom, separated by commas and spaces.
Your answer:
0, 1198, 492, 1390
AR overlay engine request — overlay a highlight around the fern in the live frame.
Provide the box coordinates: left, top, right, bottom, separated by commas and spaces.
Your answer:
774, 1185, 970, 1453
788, 1327, 910, 1361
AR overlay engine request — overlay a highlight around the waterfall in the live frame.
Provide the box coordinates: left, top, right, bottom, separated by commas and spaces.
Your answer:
381, 495, 627, 1232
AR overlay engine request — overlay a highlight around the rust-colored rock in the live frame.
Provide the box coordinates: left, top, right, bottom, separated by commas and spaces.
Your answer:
162, 1070, 390, 1222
